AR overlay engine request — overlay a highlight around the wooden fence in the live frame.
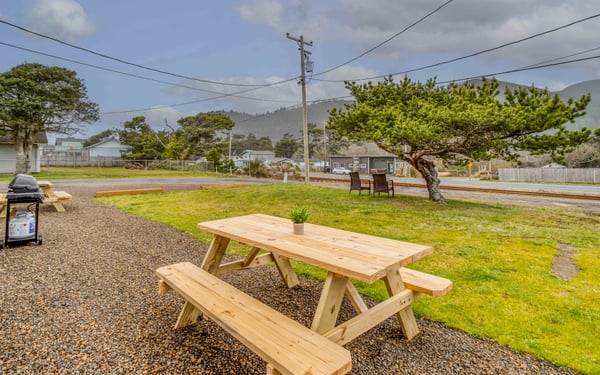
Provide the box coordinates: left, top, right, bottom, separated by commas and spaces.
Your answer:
499, 168, 600, 183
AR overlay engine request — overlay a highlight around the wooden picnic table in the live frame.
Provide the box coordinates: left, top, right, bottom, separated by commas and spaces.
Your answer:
197, 213, 443, 342
36, 181, 72, 212
157, 213, 451, 373
0, 180, 72, 216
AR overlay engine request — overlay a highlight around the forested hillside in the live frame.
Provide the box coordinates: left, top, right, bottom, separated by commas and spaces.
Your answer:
220, 80, 599, 142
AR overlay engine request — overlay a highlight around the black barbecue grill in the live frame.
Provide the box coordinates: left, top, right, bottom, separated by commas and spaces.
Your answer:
7, 174, 44, 203
1, 174, 43, 249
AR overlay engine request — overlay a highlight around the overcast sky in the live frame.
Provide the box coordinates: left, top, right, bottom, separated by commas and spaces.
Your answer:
1, 0, 599, 136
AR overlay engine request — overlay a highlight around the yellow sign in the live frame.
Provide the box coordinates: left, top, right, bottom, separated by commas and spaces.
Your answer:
467, 162, 473, 168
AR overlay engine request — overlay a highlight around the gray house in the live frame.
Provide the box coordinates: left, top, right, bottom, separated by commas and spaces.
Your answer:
0, 133, 48, 173
54, 137, 86, 151
329, 155, 409, 175
42, 136, 131, 167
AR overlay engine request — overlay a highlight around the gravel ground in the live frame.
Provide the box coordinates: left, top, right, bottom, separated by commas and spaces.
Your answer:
0, 183, 580, 374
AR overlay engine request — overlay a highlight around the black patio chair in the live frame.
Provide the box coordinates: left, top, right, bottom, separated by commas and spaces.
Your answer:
372, 173, 394, 197
349, 171, 371, 195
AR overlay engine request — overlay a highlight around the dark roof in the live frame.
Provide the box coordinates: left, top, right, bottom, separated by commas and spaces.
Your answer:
0, 132, 48, 145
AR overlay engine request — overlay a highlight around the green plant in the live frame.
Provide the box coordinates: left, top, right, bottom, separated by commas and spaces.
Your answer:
289, 206, 310, 223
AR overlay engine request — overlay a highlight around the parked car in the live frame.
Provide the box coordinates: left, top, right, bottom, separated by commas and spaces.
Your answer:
332, 167, 351, 175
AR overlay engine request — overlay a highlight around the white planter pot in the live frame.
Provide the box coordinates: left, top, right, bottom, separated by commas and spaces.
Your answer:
293, 223, 304, 235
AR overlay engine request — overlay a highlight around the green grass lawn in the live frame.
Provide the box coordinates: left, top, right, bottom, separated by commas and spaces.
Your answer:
98, 183, 599, 374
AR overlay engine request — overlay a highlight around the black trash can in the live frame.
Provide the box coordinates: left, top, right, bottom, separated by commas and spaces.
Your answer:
1, 174, 43, 249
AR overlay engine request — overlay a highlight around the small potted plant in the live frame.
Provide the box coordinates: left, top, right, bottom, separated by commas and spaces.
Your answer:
289, 206, 310, 234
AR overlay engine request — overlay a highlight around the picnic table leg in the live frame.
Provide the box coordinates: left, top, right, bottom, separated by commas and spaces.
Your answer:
271, 253, 300, 288
384, 267, 419, 339
345, 280, 369, 314
310, 272, 347, 334
51, 201, 66, 212
201, 235, 231, 274
174, 301, 202, 329
171, 235, 231, 329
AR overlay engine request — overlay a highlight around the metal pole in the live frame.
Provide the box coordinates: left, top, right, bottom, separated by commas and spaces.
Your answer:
228, 132, 232, 175
287, 33, 312, 184
300, 44, 309, 183
323, 124, 327, 172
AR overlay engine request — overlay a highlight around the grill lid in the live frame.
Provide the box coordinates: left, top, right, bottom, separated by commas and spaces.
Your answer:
7, 174, 43, 203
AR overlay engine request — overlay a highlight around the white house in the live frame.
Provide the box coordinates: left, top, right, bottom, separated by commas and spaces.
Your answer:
85, 137, 131, 158
0, 133, 47, 174
233, 150, 276, 169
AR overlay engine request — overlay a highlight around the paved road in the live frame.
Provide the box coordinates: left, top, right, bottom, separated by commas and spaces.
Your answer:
0, 177, 271, 191
1, 174, 596, 195
320, 173, 600, 196
313, 173, 600, 211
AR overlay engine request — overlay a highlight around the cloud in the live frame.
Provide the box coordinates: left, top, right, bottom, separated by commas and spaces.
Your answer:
235, 0, 286, 30
234, 0, 326, 36
143, 106, 186, 128
235, 0, 599, 77
163, 75, 300, 114
96, 105, 186, 135
546, 81, 568, 91
160, 64, 377, 114
27, 0, 95, 41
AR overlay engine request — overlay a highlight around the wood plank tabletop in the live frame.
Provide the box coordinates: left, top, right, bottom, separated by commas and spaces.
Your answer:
198, 214, 433, 283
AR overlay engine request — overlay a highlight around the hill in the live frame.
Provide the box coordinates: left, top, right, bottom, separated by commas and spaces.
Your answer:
215, 99, 351, 141
555, 79, 600, 131
223, 80, 599, 142
70, 79, 598, 146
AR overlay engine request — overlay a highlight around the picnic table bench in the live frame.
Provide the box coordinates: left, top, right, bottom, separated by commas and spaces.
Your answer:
156, 262, 352, 375
0, 180, 72, 216
156, 214, 452, 373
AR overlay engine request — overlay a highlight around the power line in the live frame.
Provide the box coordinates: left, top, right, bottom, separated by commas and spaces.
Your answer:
313, 0, 454, 77
98, 74, 300, 115
314, 12, 600, 83
0, 40, 297, 105
207, 96, 354, 125
104, 50, 600, 118
4, 10, 595, 116
101, 94, 353, 117
101, 51, 600, 116
99, 79, 296, 114
436, 54, 600, 85
521, 46, 600, 69
0, 18, 274, 88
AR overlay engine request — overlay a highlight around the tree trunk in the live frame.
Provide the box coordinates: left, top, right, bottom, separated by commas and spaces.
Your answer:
413, 158, 446, 203
14, 141, 29, 175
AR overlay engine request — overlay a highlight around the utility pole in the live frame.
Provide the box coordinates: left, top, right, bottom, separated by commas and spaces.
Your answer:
323, 123, 328, 172
286, 33, 313, 183
228, 131, 232, 175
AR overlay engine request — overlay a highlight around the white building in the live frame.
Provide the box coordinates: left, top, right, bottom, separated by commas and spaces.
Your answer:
86, 137, 131, 158
233, 150, 276, 169
0, 133, 47, 173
